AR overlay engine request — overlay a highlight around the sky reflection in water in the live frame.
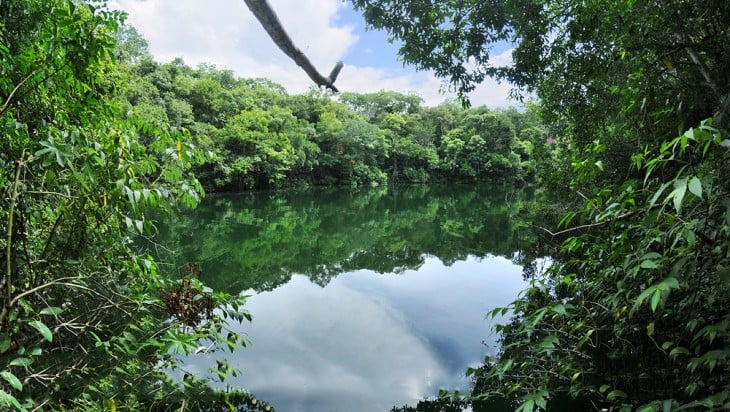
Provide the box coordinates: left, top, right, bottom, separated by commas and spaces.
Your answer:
182, 254, 525, 411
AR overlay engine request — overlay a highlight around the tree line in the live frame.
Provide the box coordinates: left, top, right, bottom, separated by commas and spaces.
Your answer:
115, 25, 547, 192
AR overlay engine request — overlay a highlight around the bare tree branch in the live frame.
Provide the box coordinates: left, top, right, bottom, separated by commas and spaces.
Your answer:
243, 0, 343, 92
0, 70, 38, 116
534, 211, 637, 237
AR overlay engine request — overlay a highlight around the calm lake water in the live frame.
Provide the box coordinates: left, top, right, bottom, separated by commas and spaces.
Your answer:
153, 184, 532, 411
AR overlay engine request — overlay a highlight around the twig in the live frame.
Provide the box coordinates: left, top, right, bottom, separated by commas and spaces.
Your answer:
534, 211, 636, 237
0, 70, 38, 116
8, 276, 83, 309
1, 151, 25, 326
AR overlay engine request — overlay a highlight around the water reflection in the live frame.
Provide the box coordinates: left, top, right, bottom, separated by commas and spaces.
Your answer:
176, 256, 524, 411
152, 185, 532, 410
152, 184, 529, 294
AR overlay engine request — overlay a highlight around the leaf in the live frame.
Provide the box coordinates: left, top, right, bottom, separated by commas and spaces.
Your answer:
551, 303, 568, 316
669, 346, 690, 359
0, 334, 10, 353
687, 176, 702, 199
0, 389, 23, 410
9, 357, 32, 367
517, 399, 535, 412
28, 320, 53, 342
641, 260, 659, 269
39, 306, 63, 316
648, 181, 671, 209
606, 389, 627, 400
669, 178, 687, 214
650, 289, 662, 312
0, 371, 22, 391
641, 252, 662, 260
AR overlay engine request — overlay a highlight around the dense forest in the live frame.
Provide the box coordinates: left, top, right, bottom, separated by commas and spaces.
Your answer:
114, 24, 545, 192
1, 0, 728, 411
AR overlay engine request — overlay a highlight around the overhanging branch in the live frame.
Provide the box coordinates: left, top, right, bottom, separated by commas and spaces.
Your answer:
243, 0, 343, 92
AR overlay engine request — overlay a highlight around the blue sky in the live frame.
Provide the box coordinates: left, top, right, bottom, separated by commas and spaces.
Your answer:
335, 6, 402, 69
110, 0, 516, 107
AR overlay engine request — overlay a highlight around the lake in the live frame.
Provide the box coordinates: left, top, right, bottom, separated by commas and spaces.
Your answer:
152, 184, 533, 411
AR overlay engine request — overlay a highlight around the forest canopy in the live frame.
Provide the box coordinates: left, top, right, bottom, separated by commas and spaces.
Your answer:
1, 0, 728, 411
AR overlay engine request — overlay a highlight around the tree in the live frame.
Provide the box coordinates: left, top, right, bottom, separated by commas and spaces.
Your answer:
0, 1, 251, 409
339, 90, 424, 122
338, 0, 730, 410
113, 24, 151, 64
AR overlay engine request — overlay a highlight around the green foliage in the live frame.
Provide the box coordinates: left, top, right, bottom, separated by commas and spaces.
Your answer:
114, 40, 537, 190
0, 0, 251, 409
473, 121, 729, 411
347, 0, 730, 411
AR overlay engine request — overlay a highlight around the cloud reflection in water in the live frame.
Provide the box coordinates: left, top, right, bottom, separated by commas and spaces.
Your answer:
183, 255, 525, 411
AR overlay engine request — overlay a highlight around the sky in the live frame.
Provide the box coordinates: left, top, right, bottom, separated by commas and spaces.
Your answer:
109, 0, 517, 108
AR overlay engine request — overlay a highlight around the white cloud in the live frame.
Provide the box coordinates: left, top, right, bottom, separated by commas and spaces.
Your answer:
110, 0, 515, 108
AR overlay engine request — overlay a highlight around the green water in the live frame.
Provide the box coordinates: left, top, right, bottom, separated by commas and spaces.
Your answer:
152, 184, 535, 411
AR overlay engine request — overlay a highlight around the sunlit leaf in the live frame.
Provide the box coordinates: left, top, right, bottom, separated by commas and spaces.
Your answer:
39, 307, 63, 316
9, 357, 32, 367
0, 371, 22, 391
687, 177, 702, 199
28, 320, 52, 342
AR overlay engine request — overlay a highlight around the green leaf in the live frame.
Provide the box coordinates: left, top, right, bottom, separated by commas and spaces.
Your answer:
551, 303, 568, 316
687, 176, 702, 199
641, 252, 662, 260
669, 346, 690, 359
517, 399, 535, 412
0, 371, 22, 391
669, 178, 687, 214
650, 289, 662, 312
0, 389, 23, 410
607, 389, 627, 400
0, 334, 10, 353
9, 357, 32, 367
28, 320, 53, 342
648, 181, 671, 209
640, 259, 659, 269
39, 307, 63, 316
